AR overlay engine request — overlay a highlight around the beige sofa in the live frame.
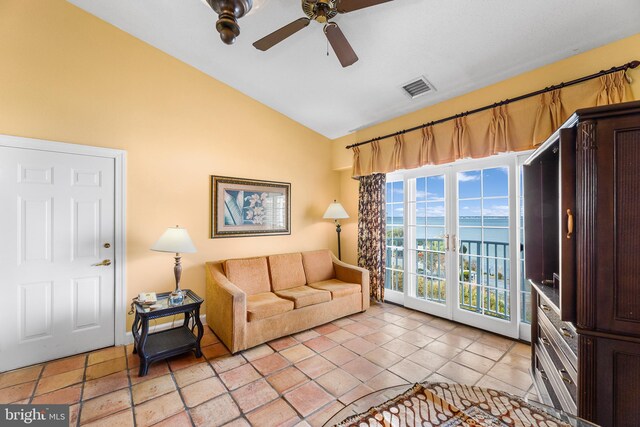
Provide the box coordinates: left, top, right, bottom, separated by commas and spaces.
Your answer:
206, 249, 370, 353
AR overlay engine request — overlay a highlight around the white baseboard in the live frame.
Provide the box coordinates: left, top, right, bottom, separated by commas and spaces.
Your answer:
124, 314, 207, 345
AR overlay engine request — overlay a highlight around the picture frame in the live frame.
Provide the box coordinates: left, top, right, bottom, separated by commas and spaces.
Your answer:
210, 176, 291, 238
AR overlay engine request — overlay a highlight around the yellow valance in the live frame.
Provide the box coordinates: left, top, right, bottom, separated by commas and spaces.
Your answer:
352, 71, 632, 177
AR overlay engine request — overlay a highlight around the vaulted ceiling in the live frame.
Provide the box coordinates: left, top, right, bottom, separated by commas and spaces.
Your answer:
67, 0, 640, 139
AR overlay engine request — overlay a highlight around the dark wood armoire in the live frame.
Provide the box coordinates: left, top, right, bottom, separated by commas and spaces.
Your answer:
524, 100, 640, 427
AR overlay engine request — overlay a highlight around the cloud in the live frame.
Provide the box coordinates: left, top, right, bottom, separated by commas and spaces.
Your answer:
415, 191, 444, 200
483, 205, 509, 216
426, 205, 445, 216
458, 172, 480, 182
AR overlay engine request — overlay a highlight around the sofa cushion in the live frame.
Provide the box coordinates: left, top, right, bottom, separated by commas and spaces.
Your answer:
224, 257, 271, 296
302, 250, 335, 284
309, 279, 361, 299
275, 286, 331, 309
246, 292, 294, 322
268, 253, 307, 291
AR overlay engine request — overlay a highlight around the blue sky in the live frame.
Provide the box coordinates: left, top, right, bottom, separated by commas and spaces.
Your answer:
387, 167, 510, 217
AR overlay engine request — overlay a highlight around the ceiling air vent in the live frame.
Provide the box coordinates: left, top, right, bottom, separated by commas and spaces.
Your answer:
401, 76, 435, 99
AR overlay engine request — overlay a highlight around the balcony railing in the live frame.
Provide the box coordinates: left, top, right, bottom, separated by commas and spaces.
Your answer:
458, 239, 510, 319
385, 238, 512, 320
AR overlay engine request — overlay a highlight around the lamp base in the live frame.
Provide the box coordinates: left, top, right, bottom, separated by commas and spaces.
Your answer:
169, 289, 184, 306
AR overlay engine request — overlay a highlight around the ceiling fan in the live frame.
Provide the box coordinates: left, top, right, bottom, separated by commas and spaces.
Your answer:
253, 0, 393, 67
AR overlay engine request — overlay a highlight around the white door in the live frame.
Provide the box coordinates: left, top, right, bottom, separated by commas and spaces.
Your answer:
0, 146, 116, 371
451, 160, 518, 337
386, 155, 525, 339
403, 170, 453, 319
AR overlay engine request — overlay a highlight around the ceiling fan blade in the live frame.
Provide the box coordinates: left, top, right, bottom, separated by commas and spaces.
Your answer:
337, 0, 392, 13
253, 18, 311, 51
324, 23, 358, 68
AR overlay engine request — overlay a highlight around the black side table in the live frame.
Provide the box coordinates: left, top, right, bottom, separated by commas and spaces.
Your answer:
132, 289, 204, 376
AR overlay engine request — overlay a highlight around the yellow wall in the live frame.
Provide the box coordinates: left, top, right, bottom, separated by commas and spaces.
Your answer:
0, 0, 340, 327
333, 34, 640, 262
2, 0, 638, 329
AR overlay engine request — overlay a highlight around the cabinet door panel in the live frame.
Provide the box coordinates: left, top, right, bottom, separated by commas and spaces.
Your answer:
523, 161, 544, 284
559, 127, 576, 323
594, 116, 640, 336
585, 336, 640, 427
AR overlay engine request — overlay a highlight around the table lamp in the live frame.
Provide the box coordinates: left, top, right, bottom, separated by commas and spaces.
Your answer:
323, 200, 349, 260
151, 226, 197, 305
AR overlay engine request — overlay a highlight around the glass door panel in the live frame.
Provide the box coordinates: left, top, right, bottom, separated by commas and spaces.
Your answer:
387, 154, 525, 339
405, 173, 449, 317
385, 180, 405, 303
455, 166, 515, 335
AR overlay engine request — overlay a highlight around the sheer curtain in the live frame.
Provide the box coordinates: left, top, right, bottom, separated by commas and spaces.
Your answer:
357, 173, 386, 302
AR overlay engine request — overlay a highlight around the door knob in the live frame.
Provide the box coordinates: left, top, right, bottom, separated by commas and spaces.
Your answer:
94, 259, 112, 266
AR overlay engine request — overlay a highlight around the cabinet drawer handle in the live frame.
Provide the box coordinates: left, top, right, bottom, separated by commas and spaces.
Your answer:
559, 369, 573, 385
540, 304, 550, 311
540, 369, 548, 381
566, 208, 574, 239
540, 337, 551, 346
560, 327, 574, 338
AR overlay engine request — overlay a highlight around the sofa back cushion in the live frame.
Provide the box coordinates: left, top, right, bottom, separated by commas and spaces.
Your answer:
302, 250, 335, 284
268, 253, 307, 291
224, 257, 271, 296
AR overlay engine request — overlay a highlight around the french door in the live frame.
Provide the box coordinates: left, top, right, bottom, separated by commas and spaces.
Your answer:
386, 154, 528, 339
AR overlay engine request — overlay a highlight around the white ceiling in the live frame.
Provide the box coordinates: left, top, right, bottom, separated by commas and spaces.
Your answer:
67, 0, 640, 139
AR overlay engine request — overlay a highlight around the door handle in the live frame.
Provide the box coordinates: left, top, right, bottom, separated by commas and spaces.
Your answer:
566, 208, 574, 239
452, 235, 457, 252
94, 259, 112, 266
444, 234, 450, 251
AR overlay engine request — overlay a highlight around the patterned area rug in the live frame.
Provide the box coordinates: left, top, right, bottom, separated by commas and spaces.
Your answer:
336, 383, 570, 426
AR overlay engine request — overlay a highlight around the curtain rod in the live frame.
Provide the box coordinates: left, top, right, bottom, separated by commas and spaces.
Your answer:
345, 60, 640, 150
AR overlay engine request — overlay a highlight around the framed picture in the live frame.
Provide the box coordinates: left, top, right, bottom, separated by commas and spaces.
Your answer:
210, 176, 291, 238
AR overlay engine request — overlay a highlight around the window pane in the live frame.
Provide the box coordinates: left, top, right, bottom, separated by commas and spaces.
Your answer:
484, 228, 509, 245
483, 198, 509, 225
459, 200, 481, 219
416, 202, 426, 225
483, 167, 509, 197
427, 175, 445, 201
426, 202, 445, 226
391, 228, 401, 247
416, 226, 426, 247
392, 181, 403, 203
426, 226, 445, 240
458, 170, 481, 198
416, 178, 426, 202
392, 204, 404, 219
459, 227, 481, 242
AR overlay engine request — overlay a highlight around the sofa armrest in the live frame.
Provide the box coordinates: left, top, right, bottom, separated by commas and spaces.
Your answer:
205, 262, 247, 353
331, 255, 370, 311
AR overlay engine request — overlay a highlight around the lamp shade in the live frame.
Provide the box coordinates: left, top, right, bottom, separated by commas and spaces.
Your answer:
323, 201, 349, 220
151, 226, 197, 254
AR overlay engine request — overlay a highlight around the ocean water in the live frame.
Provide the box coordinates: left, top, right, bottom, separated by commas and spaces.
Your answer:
387, 216, 510, 244
386, 216, 508, 226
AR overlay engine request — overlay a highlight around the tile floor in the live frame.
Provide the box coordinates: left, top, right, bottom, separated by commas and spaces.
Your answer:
0, 302, 536, 426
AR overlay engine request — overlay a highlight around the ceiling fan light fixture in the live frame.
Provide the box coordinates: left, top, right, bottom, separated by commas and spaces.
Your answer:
206, 0, 253, 45
253, 0, 392, 67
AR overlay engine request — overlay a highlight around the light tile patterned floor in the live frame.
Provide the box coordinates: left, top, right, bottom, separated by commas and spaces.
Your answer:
0, 302, 536, 426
